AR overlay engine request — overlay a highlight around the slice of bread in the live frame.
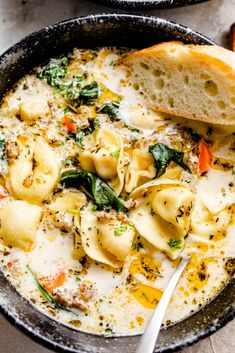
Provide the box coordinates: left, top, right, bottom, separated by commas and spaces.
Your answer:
123, 42, 235, 125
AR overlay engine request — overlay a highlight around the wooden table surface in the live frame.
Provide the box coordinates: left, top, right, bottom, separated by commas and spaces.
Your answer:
0, 0, 235, 352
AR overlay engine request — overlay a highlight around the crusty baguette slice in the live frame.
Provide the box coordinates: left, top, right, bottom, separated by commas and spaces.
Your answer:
123, 41, 235, 125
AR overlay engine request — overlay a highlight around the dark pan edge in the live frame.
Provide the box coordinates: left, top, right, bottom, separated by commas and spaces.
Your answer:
91, 0, 209, 10
1, 274, 235, 353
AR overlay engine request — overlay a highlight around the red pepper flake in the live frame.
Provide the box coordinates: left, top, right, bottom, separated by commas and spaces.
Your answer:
7, 262, 12, 268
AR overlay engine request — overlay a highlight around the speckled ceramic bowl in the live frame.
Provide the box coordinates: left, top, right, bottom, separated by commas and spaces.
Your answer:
0, 13, 234, 353
93, 0, 209, 10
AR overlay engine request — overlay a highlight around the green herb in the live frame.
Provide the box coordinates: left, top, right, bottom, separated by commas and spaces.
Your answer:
232, 170, 235, 176
0, 137, 6, 161
0, 138, 5, 149
110, 150, 120, 158
132, 242, 143, 251
75, 131, 85, 148
76, 76, 83, 83
91, 204, 98, 212
76, 276, 81, 283
92, 118, 100, 130
27, 265, 79, 315
114, 224, 128, 237
79, 81, 99, 101
99, 102, 119, 119
149, 143, 191, 178
168, 239, 182, 250
61, 169, 125, 212
130, 128, 140, 133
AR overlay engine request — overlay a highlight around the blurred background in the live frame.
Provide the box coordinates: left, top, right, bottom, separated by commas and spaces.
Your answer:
0, 0, 235, 352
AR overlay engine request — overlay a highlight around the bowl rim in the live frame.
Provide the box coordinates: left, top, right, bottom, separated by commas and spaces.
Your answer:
1, 12, 234, 353
0, 13, 214, 67
91, 0, 209, 10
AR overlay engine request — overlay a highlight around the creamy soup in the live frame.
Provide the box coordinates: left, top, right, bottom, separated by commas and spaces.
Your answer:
0, 47, 235, 336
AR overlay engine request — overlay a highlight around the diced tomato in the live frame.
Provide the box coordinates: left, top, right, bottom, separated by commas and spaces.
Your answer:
61, 114, 77, 132
7, 262, 12, 268
0, 185, 8, 199
39, 270, 66, 293
198, 139, 212, 174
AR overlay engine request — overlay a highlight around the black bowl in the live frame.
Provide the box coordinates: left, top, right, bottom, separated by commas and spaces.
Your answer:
92, 0, 209, 10
0, 13, 234, 353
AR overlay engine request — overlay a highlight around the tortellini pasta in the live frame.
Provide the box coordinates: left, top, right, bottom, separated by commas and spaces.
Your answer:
76, 203, 135, 267
98, 219, 135, 260
49, 190, 87, 261
9, 136, 60, 204
125, 148, 156, 193
129, 179, 195, 260
19, 99, 50, 123
49, 190, 87, 212
78, 203, 117, 267
0, 200, 42, 250
196, 169, 235, 214
79, 128, 126, 195
190, 199, 231, 241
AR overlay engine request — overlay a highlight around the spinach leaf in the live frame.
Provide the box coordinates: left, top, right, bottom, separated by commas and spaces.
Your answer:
27, 265, 79, 315
79, 81, 99, 101
149, 143, 191, 178
99, 102, 119, 119
37, 57, 69, 87
61, 170, 125, 212
168, 239, 182, 250
37, 58, 83, 101
37, 59, 100, 106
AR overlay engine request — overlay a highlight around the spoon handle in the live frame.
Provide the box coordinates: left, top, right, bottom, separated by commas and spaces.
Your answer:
135, 256, 191, 353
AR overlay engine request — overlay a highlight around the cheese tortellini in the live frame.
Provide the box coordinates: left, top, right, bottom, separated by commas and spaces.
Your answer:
129, 180, 195, 260
190, 199, 231, 242
79, 128, 126, 195
49, 190, 87, 212
76, 203, 135, 267
49, 191, 87, 261
19, 99, 50, 123
0, 200, 42, 250
9, 136, 60, 204
98, 219, 135, 260
125, 148, 156, 193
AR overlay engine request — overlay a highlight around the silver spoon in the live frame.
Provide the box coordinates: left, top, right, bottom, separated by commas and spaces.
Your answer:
135, 255, 191, 353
